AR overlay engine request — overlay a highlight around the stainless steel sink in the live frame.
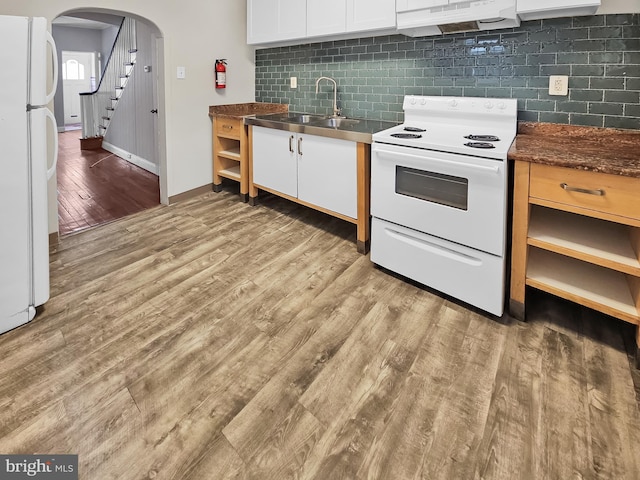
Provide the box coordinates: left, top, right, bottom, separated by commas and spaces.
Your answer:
269, 113, 327, 124
289, 113, 327, 124
311, 117, 361, 128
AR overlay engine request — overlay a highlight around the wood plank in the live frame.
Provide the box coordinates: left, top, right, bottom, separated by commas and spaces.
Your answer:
182, 435, 249, 480
473, 321, 546, 479
581, 308, 640, 479
356, 142, 370, 253
0, 189, 638, 480
510, 160, 530, 319
56, 130, 160, 236
347, 306, 506, 479
539, 326, 591, 479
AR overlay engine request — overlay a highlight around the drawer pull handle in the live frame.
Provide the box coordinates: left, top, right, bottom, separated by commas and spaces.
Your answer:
222, 124, 233, 130
560, 183, 605, 196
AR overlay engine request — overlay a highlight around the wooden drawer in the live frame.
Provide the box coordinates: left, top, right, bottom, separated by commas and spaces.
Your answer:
529, 163, 640, 224
215, 117, 242, 139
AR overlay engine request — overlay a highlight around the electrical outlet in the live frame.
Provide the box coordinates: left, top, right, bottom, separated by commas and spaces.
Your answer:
290, 77, 297, 89
549, 75, 568, 96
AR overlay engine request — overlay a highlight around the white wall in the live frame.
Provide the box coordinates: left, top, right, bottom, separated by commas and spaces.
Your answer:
0, 0, 256, 222
597, 0, 640, 13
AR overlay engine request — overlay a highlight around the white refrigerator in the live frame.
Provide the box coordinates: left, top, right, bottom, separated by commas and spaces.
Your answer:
0, 15, 58, 334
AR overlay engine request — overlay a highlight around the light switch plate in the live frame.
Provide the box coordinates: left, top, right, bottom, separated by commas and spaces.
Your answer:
549, 75, 568, 96
177, 66, 186, 79
290, 77, 297, 88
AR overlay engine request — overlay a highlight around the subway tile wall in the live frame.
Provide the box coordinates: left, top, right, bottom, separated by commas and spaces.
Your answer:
255, 14, 640, 129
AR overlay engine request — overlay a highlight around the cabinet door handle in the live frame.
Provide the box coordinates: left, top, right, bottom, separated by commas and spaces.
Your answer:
298, 136, 303, 156
289, 135, 294, 153
560, 183, 605, 196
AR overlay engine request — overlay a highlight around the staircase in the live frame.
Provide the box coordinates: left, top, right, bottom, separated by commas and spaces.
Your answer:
80, 18, 137, 144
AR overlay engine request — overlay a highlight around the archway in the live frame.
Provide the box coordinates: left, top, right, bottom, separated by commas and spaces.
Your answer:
52, 9, 168, 234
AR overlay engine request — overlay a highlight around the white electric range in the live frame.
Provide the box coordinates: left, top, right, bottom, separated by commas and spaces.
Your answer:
370, 95, 518, 316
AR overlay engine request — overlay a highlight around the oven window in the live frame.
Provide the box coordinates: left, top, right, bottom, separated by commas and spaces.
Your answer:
395, 166, 468, 210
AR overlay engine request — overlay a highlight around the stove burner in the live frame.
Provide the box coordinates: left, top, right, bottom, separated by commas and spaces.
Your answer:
465, 134, 500, 142
391, 133, 422, 139
404, 126, 426, 132
465, 142, 496, 149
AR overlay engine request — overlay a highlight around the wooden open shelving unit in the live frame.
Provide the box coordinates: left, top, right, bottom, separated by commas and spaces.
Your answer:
510, 161, 640, 366
210, 103, 289, 202
213, 116, 248, 201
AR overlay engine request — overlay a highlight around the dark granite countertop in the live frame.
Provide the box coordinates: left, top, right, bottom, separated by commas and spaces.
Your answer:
209, 102, 289, 119
508, 122, 640, 178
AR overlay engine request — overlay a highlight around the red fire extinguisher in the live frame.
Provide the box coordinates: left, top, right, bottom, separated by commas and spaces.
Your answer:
215, 59, 227, 89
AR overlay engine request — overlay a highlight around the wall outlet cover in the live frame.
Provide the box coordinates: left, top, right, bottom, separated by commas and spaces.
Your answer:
290, 76, 297, 88
549, 75, 568, 96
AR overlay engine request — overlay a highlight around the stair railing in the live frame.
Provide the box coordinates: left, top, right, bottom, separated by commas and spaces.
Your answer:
80, 17, 137, 139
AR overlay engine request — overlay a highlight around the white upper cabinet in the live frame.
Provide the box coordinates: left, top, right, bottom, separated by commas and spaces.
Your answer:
308, 0, 396, 37
517, 0, 600, 20
247, 0, 307, 45
347, 0, 396, 32
308, 0, 346, 37
249, 0, 396, 46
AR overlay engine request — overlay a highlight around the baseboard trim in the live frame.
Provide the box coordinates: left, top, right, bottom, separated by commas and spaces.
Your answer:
49, 231, 59, 246
169, 184, 214, 204
101, 141, 159, 175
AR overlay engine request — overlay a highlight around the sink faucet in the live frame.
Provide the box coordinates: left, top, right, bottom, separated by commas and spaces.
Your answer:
315, 76, 341, 117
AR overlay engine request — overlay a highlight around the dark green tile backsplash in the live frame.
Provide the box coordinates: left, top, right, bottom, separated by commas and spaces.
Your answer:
255, 14, 640, 129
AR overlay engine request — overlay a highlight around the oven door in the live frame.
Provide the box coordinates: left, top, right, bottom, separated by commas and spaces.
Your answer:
371, 143, 507, 256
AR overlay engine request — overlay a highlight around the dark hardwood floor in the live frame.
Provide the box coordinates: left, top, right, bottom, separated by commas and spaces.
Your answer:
1, 190, 639, 479
56, 131, 160, 235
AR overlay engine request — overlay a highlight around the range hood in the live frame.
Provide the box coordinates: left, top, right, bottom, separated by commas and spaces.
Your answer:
397, 0, 520, 37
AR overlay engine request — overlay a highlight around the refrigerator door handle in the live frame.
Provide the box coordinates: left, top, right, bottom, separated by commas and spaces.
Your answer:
45, 30, 58, 104
44, 108, 58, 179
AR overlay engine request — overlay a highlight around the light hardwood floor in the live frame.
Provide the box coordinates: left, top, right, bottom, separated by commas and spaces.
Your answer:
1, 190, 639, 479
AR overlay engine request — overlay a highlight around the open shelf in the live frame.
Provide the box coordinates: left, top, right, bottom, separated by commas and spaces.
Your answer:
218, 164, 241, 180
528, 205, 640, 276
218, 146, 241, 161
527, 248, 639, 324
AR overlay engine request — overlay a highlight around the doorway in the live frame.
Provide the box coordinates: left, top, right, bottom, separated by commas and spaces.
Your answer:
61, 51, 96, 129
52, 11, 167, 235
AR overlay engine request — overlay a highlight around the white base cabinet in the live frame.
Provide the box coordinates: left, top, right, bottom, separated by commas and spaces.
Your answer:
251, 126, 357, 219
252, 127, 298, 198
298, 133, 357, 219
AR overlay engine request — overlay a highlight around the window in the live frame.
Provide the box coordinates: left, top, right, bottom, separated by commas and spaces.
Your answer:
62, 59, 85, 80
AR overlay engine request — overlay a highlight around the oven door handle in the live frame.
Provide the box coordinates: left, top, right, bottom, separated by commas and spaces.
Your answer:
385, 227, 482, 266
375, 148, 501, 174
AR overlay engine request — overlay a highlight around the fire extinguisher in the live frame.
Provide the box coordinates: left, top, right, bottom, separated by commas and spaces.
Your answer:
215, 59, 227, 89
